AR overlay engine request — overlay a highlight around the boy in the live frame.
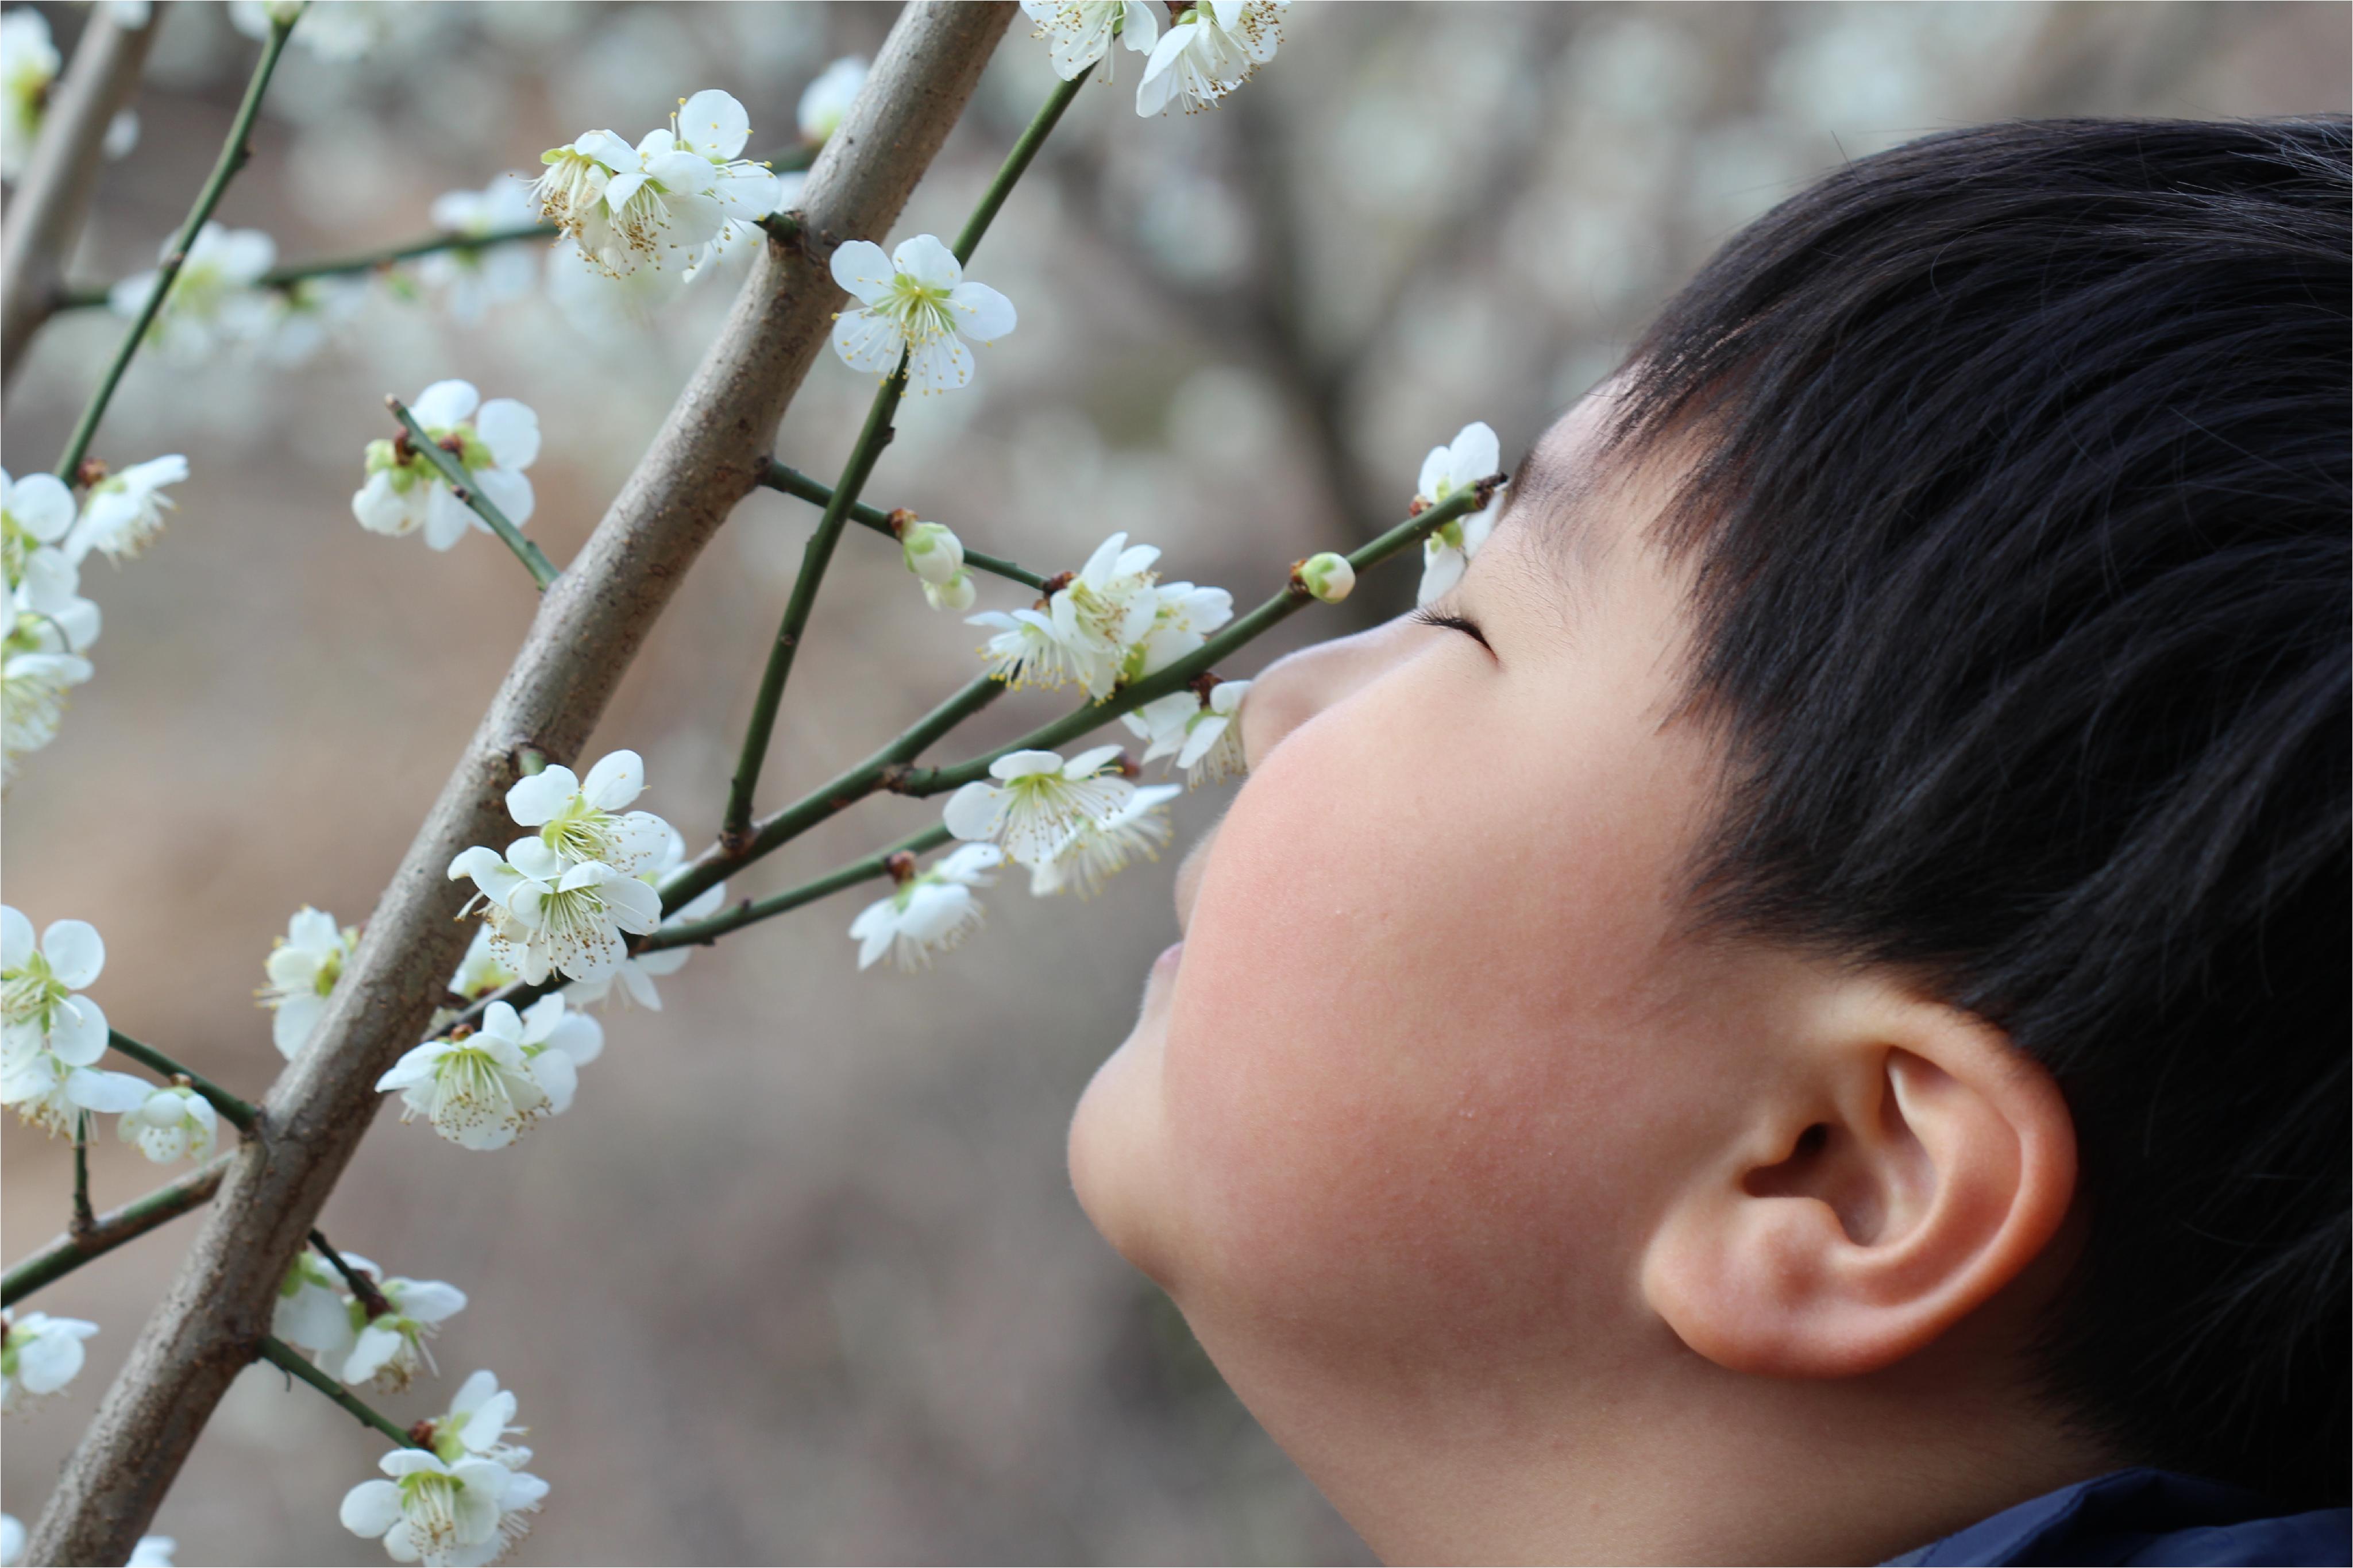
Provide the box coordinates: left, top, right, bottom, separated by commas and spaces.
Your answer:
1069, 118, 2350, 1565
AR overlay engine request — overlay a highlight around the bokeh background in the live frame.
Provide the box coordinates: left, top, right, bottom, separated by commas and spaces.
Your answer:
3, 3, 2345, 1563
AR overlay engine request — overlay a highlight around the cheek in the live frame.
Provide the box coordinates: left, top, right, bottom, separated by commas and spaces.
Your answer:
1156, 658, 1712, 1359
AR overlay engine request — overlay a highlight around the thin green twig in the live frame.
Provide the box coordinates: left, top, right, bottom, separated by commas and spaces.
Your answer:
107, 1029, 260, 1135
52, 9, 302, 480
759, 461, 1047, 590
2, 1156, 230, 1307
954, 66, 1090, 264
643, 822, 953, 952
387, 395, 561, 590
55, 222, 557, 312
255, 1336, 425, 1450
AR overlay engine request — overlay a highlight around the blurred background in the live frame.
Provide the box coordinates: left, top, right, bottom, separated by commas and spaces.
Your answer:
3, 3, 2345, 1562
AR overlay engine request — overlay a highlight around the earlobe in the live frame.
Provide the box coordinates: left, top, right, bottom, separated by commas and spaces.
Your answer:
1641, 984, 2077, 1380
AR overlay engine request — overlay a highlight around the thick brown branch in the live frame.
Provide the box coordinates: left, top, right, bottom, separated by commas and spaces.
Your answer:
25, 8, 1017, 1561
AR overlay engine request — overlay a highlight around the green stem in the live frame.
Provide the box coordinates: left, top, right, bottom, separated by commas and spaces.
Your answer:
72, 1113, 94, 1236
954, 65, 1091, 264
667, 673, 1002, 914
2, 1154, 229, 1307
52, 10, 302, 481
387, 395, 561, 590
895, 485, 1491, 797
643, 823, 952, 952
723, 361, 907, 841
255, 1337, 425, 1450
55, 222, 557, 312
107, 1029, 260, 1135
759, 461, 1046, 590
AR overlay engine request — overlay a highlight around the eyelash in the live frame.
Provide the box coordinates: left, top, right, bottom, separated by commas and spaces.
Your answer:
1410, 605, 1493, 651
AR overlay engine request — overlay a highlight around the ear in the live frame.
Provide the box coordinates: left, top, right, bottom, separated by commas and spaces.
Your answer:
1640, 979, 2077, 1378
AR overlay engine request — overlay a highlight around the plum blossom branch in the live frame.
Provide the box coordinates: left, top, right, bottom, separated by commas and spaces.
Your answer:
107, 1029, 259, 1136
308, 1230, 392, 1321
720, 65, 1092, 846
896, 479, 1501, 797
758, 461, 1048, 590
254, 1335, 424, 1451
385, 395, 560, 590
51, 7, 302, 482
53, 222, 560, 312
1, 1156, 230, 1308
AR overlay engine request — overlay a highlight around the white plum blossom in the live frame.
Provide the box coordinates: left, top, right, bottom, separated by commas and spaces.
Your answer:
829, 234, 1017, 395
425, 1369, 531, 1466
898, 520, 978, 611
563, 824, 723, 1011
377, 995, 583, 1151
3, 647, 91, 780
1021, 1, 1160, 82
1, 7, 59, 183
2, 468, 75, 577
1031, 783, 1180, 898
2, 909, 149, 1134
533, 91, 775, 279
450, 840, 662, 986
1136, 0, 1287, 117
421, 178, 542, 322
274, 1250, 362, 1368
970, 531, 1165, 699
848, 844, 1001, 972
67, 455, 188, 564
942, 746, 1137, 868
108, 223, 276, 365
504, 750, 667, 875
1, 1310, 98, 1411
1123, 677, 1250, 786
798, 55, 867, 143
1125, 579, 1233, 685
342, 1446, 547, 1568
229, 0, 387, 60
341, 1273, 468, 1391
449, 924, 518, 1007
259, 905, 359, 1060
118, 1083, 217, 1164
1414, 420, 1507, 607
353, 380, 539, 552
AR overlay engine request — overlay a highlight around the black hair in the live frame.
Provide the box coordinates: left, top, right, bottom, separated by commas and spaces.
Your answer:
1609, 117, 2350, 1505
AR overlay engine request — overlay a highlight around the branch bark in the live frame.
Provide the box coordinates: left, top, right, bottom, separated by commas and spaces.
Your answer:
25, 6, 1013, 1560
0, 6, 160, 388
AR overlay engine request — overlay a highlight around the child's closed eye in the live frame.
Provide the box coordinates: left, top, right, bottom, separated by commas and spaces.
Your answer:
1409, 604, 1494, 653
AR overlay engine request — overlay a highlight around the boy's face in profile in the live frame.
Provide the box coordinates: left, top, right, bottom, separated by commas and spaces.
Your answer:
1066, 387, 2093, 1562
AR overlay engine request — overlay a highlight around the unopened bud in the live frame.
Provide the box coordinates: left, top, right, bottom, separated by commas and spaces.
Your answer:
901, 520, 965, 585
922, 568, 977, 613
1296, 552, 1355, 603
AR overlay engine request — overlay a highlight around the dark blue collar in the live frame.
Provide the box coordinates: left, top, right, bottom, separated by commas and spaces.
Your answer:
1885, 1468, 2351, 1566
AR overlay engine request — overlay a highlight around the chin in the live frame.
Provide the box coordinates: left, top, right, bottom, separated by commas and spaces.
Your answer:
1066, 963, 1181, 1289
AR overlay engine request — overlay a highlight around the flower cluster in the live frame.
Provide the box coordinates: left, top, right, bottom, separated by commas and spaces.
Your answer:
1023, 0, 1289, 115
377, 995, 603, 1153
106, 223, 293, 365
2, 907, 149, 1136
531, 89, 778, 280
257, 905, 360, 1060
970, 531, 1230, 701
3, 457, 186, 779
828, 234, 1018, 395
353, 380, 541, 554
273, 1249, 469, 1393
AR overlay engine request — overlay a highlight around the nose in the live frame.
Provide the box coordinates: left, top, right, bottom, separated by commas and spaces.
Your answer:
1239, 611, 1436, 770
